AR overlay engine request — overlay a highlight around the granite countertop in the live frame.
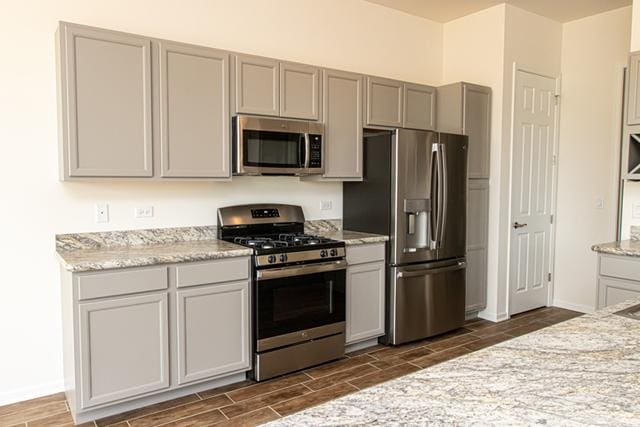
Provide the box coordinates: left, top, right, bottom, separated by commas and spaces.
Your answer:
56, 226, 251, 272
268, 299, 640, 426
592, 239, 640, 257
317, 230, 389, 246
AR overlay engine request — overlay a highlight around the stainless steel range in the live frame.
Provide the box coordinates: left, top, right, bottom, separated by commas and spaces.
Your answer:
217, 204, 346, 382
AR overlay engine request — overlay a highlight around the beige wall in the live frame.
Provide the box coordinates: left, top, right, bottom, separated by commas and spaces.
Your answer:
555, 7, 631, 312
632, 0, 640, 50
0, 0, 443, 404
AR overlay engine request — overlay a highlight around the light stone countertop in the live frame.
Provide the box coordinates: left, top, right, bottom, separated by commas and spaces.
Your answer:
591, 240, 640, 257
316, 230, 389, 246
267, 299, 640, 426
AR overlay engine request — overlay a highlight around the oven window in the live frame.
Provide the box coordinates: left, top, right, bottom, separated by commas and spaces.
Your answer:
256, 269, 346, 340
243, 130, 303, 168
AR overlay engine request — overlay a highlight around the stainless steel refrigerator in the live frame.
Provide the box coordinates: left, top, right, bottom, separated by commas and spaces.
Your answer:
344, 128, 468, 345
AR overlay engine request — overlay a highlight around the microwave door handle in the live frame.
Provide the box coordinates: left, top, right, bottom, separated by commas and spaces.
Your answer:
304, 133, 311, 169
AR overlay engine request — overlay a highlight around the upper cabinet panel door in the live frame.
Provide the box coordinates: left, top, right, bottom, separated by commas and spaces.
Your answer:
158, 42, 230, 178
233, 54, 279, 116
403, 83, 436, 130
628, 52, 640, 125
280, 62, 320, 120
463, 84, 491, 179
365, 76, 403, 127
59, 23, 153, 177
323, 70, 363, 179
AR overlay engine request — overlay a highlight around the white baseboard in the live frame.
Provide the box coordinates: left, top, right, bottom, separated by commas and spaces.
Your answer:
0, 380, 65, 406
478, 310, 509, 322
552, 299, 595, 314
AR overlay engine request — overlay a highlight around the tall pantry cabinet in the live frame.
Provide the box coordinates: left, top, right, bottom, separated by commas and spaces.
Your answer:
437, 82, 492, 316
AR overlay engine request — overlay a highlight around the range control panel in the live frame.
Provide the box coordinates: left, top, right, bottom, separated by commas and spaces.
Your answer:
251, 208, 280, 218
309, 135, 322, 168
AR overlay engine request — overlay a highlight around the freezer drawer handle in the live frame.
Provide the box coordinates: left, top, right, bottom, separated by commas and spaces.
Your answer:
396, 261, 466, 278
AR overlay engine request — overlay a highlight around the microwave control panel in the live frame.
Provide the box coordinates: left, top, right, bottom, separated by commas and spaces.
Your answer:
309, 135, 322, 168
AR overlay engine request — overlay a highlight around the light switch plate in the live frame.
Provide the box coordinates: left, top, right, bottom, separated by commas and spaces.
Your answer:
135, 206, 154, 218
95, 203, 109, 223
320, 200, 333, 211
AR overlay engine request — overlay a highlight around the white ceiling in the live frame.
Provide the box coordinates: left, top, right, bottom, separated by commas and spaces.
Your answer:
364, 0, 631, 23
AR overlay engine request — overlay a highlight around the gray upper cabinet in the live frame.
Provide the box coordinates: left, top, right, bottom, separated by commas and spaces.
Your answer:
57, 22, 153, 178
78, 292, 169, 408
158, 42, 230, 178
176, 281, 250, 385
437, 82, 491, 179
322, 69, 364, 180
232, 54, 279, 116
280, 62, 320, 120
365, 76, 404, 127
465, 180, 489, 314
403, 82, 436, 130
628, 52, 640, 125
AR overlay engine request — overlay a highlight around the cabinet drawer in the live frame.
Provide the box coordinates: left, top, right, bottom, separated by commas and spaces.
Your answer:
77, 267, 168, 300
598, 276, 640, 308
346, 243, 385, 265
176, 258, 249, 288
599, 255, 640, 282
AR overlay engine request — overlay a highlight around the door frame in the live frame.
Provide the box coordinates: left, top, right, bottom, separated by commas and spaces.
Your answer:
505, 63, 562, 316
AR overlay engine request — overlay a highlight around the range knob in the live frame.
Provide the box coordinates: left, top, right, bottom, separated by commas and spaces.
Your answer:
320, 249, 328, 258
329, 249, 338, 257
279, 254, 288, 263
267, 255, 277, 264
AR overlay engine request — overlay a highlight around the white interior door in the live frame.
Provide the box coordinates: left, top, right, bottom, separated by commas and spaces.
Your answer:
509, 69, 557, 315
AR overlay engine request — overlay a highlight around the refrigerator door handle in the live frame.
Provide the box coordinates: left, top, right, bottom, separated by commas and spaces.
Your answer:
429, 143, 439, 250
438, 142, 448, 246
396, 261, 466, 278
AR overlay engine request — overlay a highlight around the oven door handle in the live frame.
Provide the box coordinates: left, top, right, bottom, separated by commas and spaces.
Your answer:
256, 260, 347, 280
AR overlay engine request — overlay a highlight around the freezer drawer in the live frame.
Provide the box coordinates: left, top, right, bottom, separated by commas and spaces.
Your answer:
387, 259, 466, 345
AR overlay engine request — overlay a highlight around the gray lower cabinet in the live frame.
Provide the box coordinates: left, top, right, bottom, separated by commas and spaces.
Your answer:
79, 292, 170, 408
280, 62, 321, 120
232, 54, 280, 116
176, 281, 250, 385
627, 52, 640, 125
321, 69, 364, 180
365, 76, 404, 127
61, 257, 251, 422
437, 82, 491, 179
345, 244, 386, 345
466, 180, 489, 314
158, 42, 230, 178
57, 22, 153, 178
403, 82, 436, 130
597, 254, 640, 308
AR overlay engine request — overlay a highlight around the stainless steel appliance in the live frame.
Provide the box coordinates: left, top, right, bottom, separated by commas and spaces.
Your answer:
218, 204, 345, 381
232, 115, 324, 176
344, 129, 468, 345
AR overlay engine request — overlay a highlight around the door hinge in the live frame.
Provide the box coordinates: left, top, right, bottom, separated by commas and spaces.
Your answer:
548, 272, 552, 282
554, 94, 560, 105
550, 215, 554, 224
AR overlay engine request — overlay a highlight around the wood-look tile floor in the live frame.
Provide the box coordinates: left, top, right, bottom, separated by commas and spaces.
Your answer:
0, 307, 581, 427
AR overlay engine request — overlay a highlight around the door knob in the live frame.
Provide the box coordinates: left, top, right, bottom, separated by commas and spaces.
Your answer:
513, 222, 528, 229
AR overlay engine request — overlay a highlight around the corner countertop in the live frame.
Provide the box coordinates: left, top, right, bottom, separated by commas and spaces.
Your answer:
268, 299, 640, 426
56, 226, 251, 273
591, 240, 640, 257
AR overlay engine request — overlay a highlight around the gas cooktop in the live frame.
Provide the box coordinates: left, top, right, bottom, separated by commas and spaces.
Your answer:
231, 233, 339, 250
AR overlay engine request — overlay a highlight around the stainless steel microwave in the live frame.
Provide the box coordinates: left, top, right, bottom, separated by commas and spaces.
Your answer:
232, 115, 324, 176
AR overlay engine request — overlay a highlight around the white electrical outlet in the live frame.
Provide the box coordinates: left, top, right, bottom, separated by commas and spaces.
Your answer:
633, 202, 640, 219
135, 206, 154, 218
95, 203, 109, 223
320, 200, 333, 211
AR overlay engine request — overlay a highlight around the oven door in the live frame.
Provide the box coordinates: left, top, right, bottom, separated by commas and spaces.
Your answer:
233, 116, 309, 175
255, 260, 346, 350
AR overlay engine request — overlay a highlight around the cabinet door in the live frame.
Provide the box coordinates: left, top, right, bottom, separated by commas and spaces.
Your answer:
58, 23, 153, 178
466, 180, 489, 313
79, 293, 169, 408
233, 54, 279, 116
346, 261, 385, 344
628, 52, 640, 125
403, 82, 436, 130
158, 42, 230, 178
176, 281, 250, 384
463, 84, 492, 179
365, 76, 403, 127
323, 69, 364, 179
280, 62, 320, 120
